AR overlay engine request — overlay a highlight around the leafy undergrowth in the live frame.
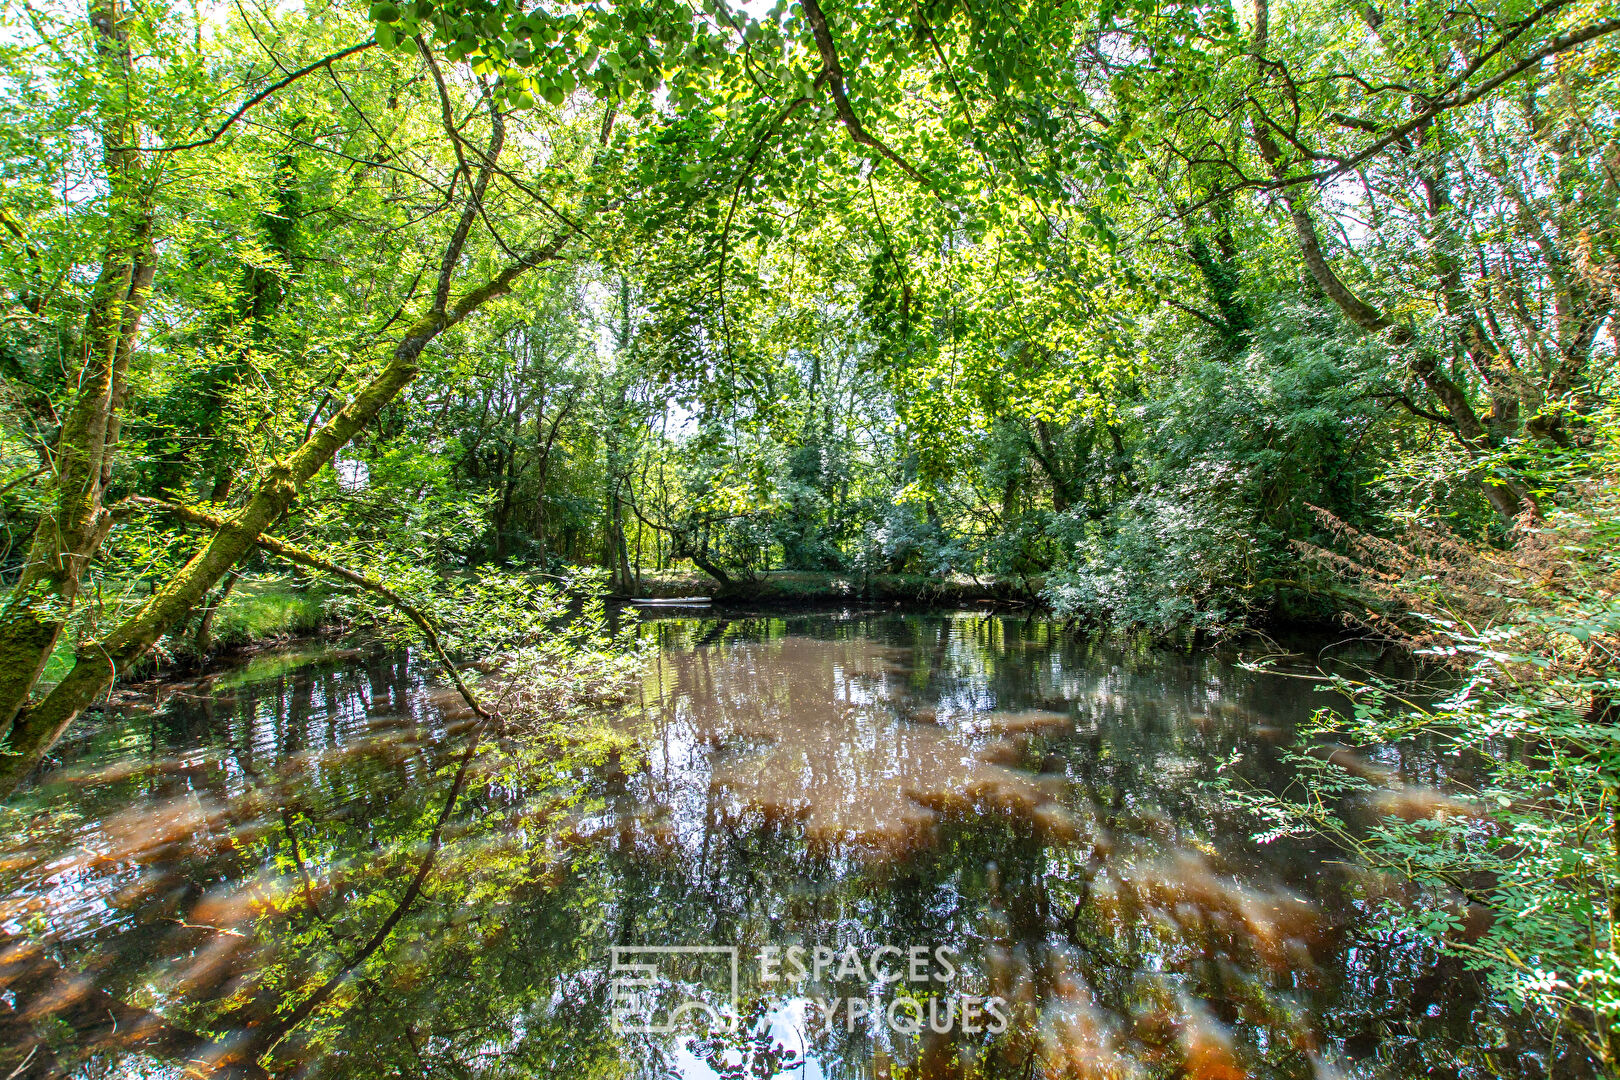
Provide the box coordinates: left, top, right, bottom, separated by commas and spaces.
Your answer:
1222, 414, 1620, 1071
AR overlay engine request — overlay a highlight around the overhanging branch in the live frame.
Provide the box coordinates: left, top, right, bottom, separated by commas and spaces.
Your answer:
797, 0, 928, 186
133, 497, 490, 718
1262, 14, 1620, 193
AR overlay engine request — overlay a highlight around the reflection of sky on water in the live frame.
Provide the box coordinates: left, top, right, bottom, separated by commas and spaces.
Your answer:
672, 999, 824, 1080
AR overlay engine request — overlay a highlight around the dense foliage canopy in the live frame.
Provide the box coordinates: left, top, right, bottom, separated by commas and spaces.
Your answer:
1, 0, 1618, 1068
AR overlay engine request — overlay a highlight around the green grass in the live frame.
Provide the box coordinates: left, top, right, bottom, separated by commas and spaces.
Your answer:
209, 579, 330, 646
30, 577, 333, 690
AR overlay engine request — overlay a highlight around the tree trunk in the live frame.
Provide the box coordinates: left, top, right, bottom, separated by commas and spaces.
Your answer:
673, 531, 732, 589
0, 0, 154, 741
1029, 419, 1079, 513
0, 323, 436, 794
1249, 115, 1530, 523
193, 571, 240, 657
615, 501, 634, 595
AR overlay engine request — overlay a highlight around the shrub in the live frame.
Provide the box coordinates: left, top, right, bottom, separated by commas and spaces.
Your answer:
1224, 439, 1620, 1068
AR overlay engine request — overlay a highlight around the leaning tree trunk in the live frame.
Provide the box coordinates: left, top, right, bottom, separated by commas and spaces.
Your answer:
0, 0, 155, 742
0, 88, 576, 796
672, 531, 733, 591
0, 281, 532, 796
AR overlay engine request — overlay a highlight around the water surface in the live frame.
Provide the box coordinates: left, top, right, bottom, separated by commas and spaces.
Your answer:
0, 611, 1535, 1078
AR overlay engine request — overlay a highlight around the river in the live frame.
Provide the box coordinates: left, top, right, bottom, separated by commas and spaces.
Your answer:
0, 609, 1540, 1078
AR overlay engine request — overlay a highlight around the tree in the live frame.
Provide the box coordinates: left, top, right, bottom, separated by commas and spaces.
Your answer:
1125, 0, 1620, 522
0, 2, 589, 795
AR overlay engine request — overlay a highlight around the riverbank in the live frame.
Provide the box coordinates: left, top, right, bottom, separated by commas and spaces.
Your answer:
57, 577, 337, 686
620, 569, 1039, 606
75, 570, 1031, 690
82, 570, 1026, 689
109, 568, 1343, 691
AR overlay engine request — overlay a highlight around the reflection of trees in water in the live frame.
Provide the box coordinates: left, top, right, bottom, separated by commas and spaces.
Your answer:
620, 614, 1551, 1079
0, 653, 590, 1078
0, 618, 1566, 1078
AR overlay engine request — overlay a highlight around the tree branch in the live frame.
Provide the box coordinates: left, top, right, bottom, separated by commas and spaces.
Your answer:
797, 0, 928, 185
1261, 15, 1620, 193
136, 40, 377, 153
1164, 296, 1229, 330
132, 497, 490, 718
419, 42, 504, 313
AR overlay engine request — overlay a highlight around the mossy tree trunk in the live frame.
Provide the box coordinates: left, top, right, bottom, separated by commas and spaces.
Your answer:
0, 0, 155, 743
